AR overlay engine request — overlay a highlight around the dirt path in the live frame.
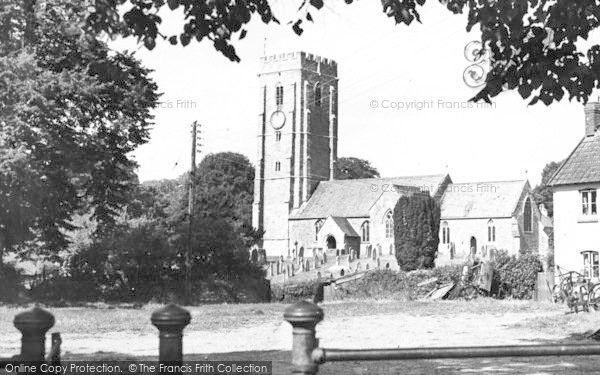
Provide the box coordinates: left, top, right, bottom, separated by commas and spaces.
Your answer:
1, 308, 564, 357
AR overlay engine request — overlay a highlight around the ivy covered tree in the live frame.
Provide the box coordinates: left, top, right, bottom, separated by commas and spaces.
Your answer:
334, 157, 380, 180
87, 0, 600, 106
533, 159, 565, 217
393, 192, 441, 271
0, 0, 159, 263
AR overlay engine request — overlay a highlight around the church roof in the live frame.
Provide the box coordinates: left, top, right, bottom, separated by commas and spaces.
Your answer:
329, 217, 360, 237
549, 133, 600, 186
440, 180, 529, 219
290, 174, 449, 220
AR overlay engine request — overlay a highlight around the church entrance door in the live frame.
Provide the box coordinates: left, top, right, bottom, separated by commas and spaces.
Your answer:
326, 235, 337, 249
470, 236, 477, 254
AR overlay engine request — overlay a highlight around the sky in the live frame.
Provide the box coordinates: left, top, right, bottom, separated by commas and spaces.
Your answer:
109, 0, 596, 187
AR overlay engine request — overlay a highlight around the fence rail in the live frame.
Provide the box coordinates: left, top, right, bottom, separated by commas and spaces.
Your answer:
0, 303, 190, 369
284, 300, 600, 374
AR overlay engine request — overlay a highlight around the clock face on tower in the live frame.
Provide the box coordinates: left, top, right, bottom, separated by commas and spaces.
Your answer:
270, 110, 286, 130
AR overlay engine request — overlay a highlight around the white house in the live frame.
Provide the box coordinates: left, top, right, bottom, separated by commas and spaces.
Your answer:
550, 102, 600, 278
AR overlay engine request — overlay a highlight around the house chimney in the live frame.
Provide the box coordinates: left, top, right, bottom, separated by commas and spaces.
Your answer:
584, 101, 600, 137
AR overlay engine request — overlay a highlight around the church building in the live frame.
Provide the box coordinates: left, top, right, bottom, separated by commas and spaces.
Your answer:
252, 52, 551, 267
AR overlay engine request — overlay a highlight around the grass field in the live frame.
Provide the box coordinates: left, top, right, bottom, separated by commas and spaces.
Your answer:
3, 299, 600, 374
0, 299, 568, 336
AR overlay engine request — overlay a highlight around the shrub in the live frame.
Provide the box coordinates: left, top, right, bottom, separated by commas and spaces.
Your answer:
394, 193, 441, 271
330, 267, 463, 301
271, 279, 325, 303
492, 252, 543, 299
0, 265, 24, 303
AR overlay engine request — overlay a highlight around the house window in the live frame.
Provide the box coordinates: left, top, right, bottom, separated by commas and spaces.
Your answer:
487, 219, 496, 242
275, 85, 283, 106
275, 161, 281, 171
314, 83, 321, 107
385, 211, 393, 239
581, 189, 598, 216
361, 221, 370, 242
275, 131, 281, 142
442, 221, 450, 244
582, 251, 600, 279
315, 219, 324, 241
523, 197, 533, 232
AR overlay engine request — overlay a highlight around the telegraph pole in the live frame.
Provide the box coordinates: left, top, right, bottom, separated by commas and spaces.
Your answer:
186, 121, 201, 304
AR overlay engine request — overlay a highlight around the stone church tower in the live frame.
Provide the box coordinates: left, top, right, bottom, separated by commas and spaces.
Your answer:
252, 52, 338, 257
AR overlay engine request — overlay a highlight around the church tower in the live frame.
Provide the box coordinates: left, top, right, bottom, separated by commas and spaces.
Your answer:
252, 52, 338, 257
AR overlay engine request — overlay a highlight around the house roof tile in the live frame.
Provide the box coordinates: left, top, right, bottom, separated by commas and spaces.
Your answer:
550, 133, 600, 186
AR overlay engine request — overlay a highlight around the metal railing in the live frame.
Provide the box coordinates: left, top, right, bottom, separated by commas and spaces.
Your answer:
283, 300, 600, 374
0, 303, 191, 367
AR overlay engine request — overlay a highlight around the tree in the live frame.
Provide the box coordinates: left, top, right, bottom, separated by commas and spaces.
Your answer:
393, 193, 441, 271
87, 0, 600, 106
533, 159, 565, 217
334, 157, 380, 180
0, 0, 159, 262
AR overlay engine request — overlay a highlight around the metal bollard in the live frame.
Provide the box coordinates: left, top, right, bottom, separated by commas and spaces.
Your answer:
151, 304, 191, 365
13, 307, 55, 362
284, 301, 324, 375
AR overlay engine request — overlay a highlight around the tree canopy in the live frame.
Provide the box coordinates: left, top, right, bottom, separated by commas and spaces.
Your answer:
0, 0, 159, 261
393, 192, 441, 271
533, 159, 565, 217
334, 157, 380, 180
86, 0, 600, 106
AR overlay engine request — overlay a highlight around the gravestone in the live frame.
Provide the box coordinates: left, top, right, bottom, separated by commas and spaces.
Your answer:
305, 259, 310, 272
366, 263, 370, 270
317, 271, 322, 280
340, 269, 345, 277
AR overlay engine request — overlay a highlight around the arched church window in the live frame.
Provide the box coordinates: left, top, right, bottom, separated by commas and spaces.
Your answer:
524, 197, 533, 232
361, 221, 370, 242
315, 219, 324, 241
275, 161, 281, 171
314, 83, 321, 107
385, 211, 393, 239
275, 84, 284, 106
275, 131, 281, 142
487, 219, 496, 242
442, 221, 450, 244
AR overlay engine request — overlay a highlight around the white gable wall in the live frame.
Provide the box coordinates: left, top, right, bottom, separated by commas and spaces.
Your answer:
553, 183, 600, 274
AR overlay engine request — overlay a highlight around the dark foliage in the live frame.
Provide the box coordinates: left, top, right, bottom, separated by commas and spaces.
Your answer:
84, 1, 600, 105
491, 250, 543, 299
334, 157, 380, 180
533, 160, 565, 218
0, 264, 25, 303
331, 267, 462, 301
393, 193, 441, 271
271, 279, 325, 303
0, 1, 159, 262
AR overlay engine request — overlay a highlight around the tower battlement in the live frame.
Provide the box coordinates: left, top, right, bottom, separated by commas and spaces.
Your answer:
260, 52, 337, 76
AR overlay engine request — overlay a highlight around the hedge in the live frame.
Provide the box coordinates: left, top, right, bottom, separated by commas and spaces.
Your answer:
270, 279, 325, 303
